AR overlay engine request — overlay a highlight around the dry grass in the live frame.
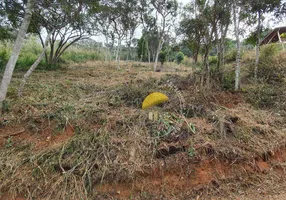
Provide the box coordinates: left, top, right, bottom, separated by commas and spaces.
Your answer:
0, 60, 286, 199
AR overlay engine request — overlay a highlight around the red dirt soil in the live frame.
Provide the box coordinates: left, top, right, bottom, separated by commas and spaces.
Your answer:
0, 124, 74, 150
95, 147, 286, 199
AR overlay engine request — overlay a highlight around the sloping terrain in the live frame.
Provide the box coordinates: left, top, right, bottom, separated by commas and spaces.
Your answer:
1, 61, 286, 200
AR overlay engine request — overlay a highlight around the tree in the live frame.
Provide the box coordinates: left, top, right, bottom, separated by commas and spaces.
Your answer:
179, 17, 203, 64
0, 0, 34, 112
0, 1, 22, 40
233, 0, 241, 91
30, 0, 99, 65
100, 0, 139, 68
158, 51, 167, 67
243, 0, 282, 81
151, 0, 178, 71
175, 51, 184, 64
213, 0, 232, 71
137, 37, 148, 61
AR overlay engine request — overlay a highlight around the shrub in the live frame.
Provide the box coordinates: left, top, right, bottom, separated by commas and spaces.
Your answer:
0, 48, 10, 71
280, 33, 286, 38
158, 51, 167, 65
245, 84, 284, 109
209, 56, 218, 65
259, 44, 279, 60
225, 49, 237, 63
175, 51, 184, 64
16, 51, 40, 71
222, 70, 235, 90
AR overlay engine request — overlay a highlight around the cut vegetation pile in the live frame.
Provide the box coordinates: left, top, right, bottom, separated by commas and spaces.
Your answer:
1, 61, 286, 199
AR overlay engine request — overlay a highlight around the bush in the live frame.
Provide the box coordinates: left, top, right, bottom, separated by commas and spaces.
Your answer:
16, 52, 41, 71
158, 51, 167, 65
225, 49, 237, 63
245, 44, 284, 83
245, 84, 284, 109
0, 48, 10, 71
259, 44, 279, 60
209, 56, 218, 65
175, 51, 184, 64
280, 33, 286, 38
222, 70, 235, 90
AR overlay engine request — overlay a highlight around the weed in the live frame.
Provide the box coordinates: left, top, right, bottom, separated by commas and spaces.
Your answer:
1, 100, 10, 113
5, 137, 13, 148
187, 146, 196, 157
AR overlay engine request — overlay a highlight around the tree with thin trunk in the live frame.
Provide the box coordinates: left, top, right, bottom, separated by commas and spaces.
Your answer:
0, 0, 34, 112
18, 31, 52, 97
29, 0, 100, 66
233, 1, 241, 91
242, 0, 282, 81
151, 0, 178, 72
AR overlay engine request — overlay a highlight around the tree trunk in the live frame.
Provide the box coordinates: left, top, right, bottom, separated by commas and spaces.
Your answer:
203, 45, 210, 86
254, 11, 262, 82
153, 38, 163, 71
215, 28, 221, 71
145, 40, 151, 63
38, 31, 48, 63
193, 47, 199, 64
18, 32, 51, 97
221, 22, 229, 69
104, 36, 109, 62
115, 38, 121, 69
0, 0, 34, 113
233, 2, 241, 91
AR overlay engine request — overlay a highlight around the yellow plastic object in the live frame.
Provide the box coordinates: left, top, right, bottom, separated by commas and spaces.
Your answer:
142, 92, 169, 110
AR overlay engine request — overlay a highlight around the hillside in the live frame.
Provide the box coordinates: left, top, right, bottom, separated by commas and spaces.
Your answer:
0, 57, 286, 199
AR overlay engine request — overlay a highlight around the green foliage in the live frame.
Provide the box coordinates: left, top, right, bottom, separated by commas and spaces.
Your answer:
5, 137, 13, 148
158, 51, 167, 65
281, 33, 286, 38
0, 43, 11, 71
245, 84, 283, 108
222, 70, 235, 90
0, 35, 103, 71
209, 56, 218, 65
2, 100, 10, 113
137, 37, 148, 61
225, 49, 237, 63
224, 38, 236, 51
175, 51, 184, 64
187, 146, 196, 157
246, 45, 284, 83
154, 113, 183, 138
61, 46, 103, 63
0, 27, 14, 41
16, 52, 39, 71
260, 44, 279, 59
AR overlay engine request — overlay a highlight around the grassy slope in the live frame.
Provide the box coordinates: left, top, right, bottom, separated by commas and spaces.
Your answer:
0, 58, 286, 199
